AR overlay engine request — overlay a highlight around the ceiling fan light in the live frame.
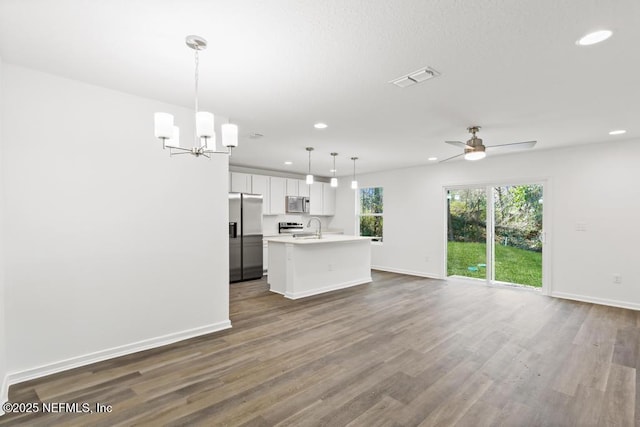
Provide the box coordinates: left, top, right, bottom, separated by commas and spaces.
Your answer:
464, 151, 486, 161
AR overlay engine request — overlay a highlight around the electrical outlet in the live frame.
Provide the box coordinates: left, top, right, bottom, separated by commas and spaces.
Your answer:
613, 274, 622, 284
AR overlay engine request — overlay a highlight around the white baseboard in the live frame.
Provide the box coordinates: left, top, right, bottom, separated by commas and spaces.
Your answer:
551, 292, 640, 311
372, 265, 441, 280
6, 320, 232, 388
0, 374, 8, 416
285, 277, 372, 300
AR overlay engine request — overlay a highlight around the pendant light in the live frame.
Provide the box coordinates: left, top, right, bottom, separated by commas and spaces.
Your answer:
350, 157, 358, 190
306, 147, 314, 184
330, 153, 338, 187
153, 35, 238, 157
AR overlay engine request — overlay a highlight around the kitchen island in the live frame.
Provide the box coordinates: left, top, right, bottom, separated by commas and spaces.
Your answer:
264, 235, 372, 299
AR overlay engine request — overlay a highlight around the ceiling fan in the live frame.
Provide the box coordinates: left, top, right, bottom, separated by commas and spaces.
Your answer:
441, 126, 536, 162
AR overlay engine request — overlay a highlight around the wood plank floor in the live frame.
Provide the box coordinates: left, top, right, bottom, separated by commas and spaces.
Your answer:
1, 271, 638, 426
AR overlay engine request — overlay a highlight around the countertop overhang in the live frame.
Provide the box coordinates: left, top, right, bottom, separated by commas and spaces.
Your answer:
264, 235, 372, 245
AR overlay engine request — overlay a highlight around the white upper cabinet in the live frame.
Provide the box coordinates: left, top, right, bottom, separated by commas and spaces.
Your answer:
322, 183, 335, 216
286, 179, 299, 197
309, 182, 323, 215
309, 182, 335, 216
230, 172, 252, 193
269, 177, 286, 215
252, 175, 270, 215
298, 180, 310, 197
228, 171, 333, 215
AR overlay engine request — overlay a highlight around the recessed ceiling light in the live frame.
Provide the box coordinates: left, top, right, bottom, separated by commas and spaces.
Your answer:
609, 130, 626, 135
428, 157, 438, 161
314, 123, 328, 129
576, 30, 612, 46
284, 161, 293, 165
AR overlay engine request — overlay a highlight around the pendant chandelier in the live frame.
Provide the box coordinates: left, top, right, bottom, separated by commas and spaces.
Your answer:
351, 157, 358, 190
306, 147, 314, 184
153, 35, 238, 157
330, 153, 338, 187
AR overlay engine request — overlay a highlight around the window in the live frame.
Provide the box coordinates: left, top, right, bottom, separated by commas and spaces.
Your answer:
358, 187, 383, 242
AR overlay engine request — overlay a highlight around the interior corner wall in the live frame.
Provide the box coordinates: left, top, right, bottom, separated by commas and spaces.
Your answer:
0, 56, 8, 411
1, 64, 230, 384
333, 139, 640, 310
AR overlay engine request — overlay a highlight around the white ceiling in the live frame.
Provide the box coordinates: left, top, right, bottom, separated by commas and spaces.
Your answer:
1, 0, 638, 177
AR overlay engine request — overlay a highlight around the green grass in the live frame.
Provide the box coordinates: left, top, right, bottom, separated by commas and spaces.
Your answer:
447, 241, 542, 287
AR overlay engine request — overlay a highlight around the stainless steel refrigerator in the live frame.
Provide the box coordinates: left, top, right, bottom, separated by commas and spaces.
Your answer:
229, 193, 263, 282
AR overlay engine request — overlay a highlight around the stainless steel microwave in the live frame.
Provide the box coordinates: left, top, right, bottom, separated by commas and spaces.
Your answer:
286, 196, 309, 213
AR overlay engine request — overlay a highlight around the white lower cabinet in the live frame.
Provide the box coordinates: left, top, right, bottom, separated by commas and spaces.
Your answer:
263, 239, 268, 273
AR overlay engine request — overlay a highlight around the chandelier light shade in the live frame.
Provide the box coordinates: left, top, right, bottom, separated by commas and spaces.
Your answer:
222, 123, 239, 148
330, 152, 338, 187
351, 157, 358, 190
306, 147, 314, 184
166, 126, 181, 149
196, 112, 214, 138
153, 35, 238, 157
154, 113, 174, 139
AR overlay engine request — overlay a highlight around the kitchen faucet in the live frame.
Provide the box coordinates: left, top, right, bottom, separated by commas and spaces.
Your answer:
307, 217, 322, 239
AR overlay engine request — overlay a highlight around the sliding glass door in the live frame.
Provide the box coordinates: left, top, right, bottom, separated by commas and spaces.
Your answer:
493, 185, 543, 287
446, 183, 545, 289
446, 188, 487, 280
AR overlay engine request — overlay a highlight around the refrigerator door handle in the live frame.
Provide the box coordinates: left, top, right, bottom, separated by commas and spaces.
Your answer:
229, 222, 238, 239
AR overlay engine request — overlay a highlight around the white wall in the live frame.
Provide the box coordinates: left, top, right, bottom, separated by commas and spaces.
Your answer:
0, 56, 8, 412
334, 139, 640, 310
1, 64, 230, 383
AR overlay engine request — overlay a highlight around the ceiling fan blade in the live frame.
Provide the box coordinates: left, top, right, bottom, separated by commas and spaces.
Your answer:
486, 140, 537, 152
445, 140, 470, 149
439, 152, 464, 163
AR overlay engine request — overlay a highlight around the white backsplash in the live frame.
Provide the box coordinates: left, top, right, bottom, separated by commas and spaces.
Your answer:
263, 214, 335, 236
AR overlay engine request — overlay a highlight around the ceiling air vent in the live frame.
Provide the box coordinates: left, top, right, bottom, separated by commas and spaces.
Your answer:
390, 66, 440, 88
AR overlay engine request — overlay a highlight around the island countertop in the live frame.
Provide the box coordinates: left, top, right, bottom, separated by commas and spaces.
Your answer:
264, 235, 371, 245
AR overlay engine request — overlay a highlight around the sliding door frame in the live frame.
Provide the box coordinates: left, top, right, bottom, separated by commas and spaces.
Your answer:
443, 178, 551, 295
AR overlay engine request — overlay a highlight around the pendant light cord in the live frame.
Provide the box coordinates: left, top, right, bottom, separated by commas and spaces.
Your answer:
308, 150, 311, 174
333, 156, 336, 178
353, 158, 356, 181
194, 49, 199, 147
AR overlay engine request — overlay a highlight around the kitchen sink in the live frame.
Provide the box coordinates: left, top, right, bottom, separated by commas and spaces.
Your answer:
293, 233, 320, 239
